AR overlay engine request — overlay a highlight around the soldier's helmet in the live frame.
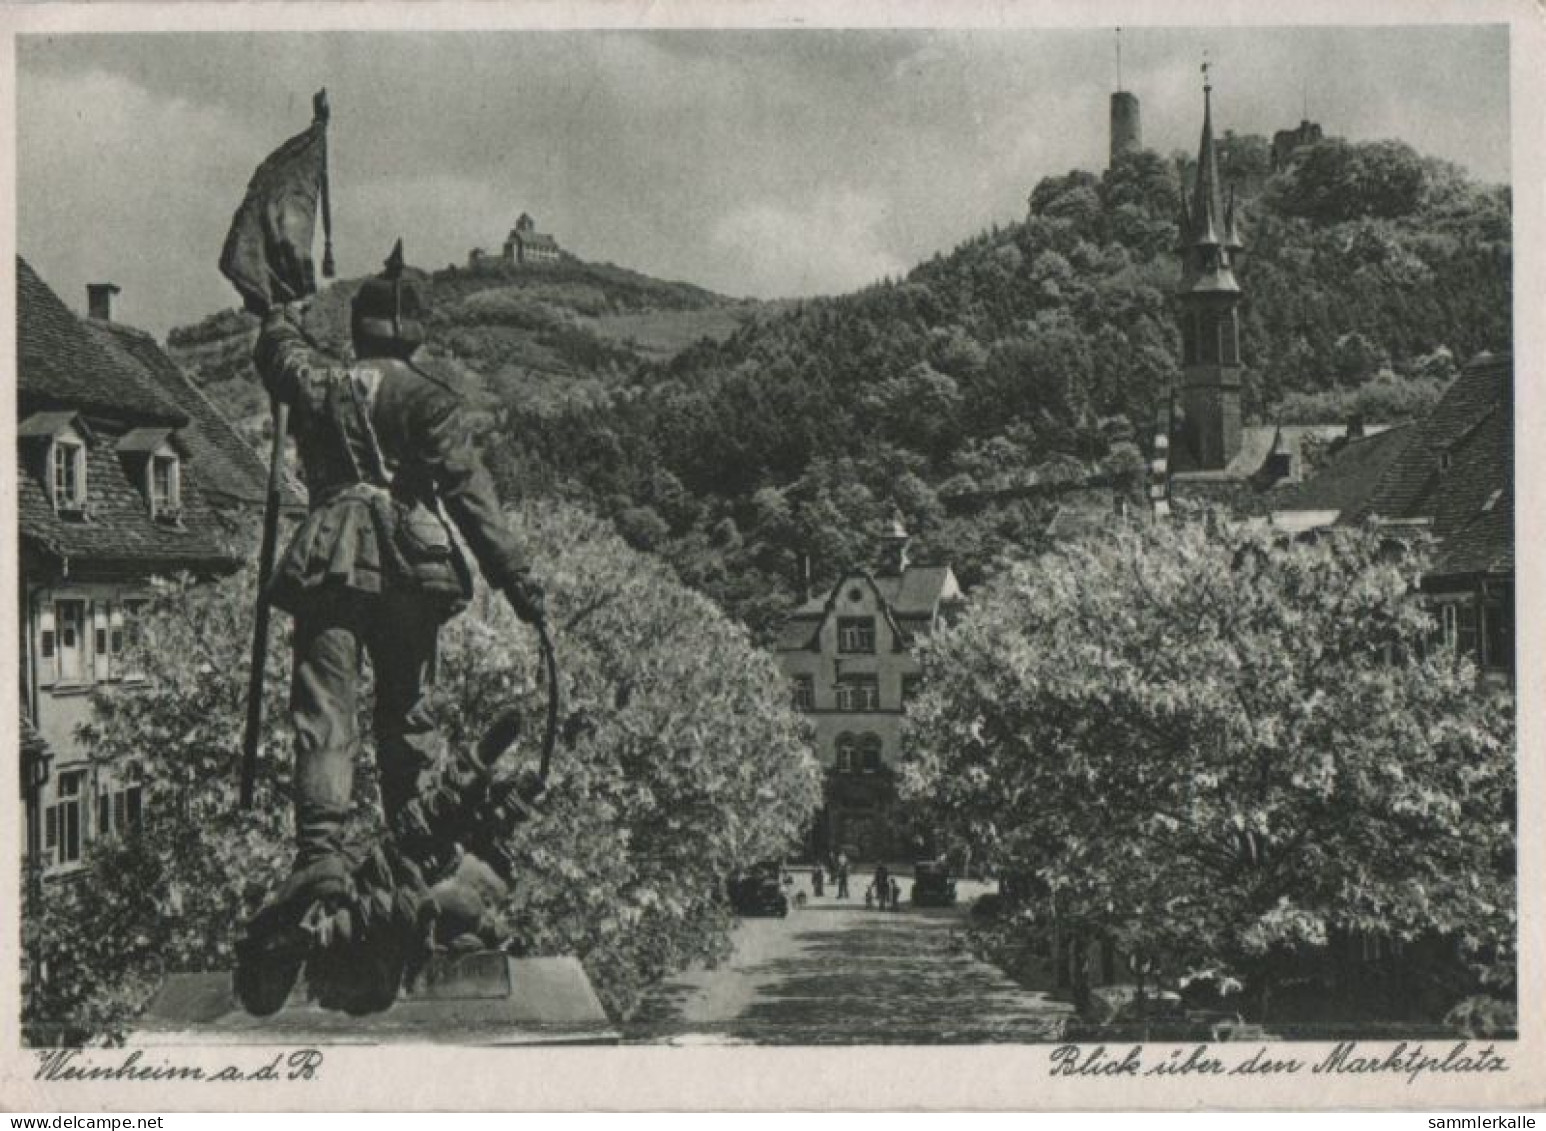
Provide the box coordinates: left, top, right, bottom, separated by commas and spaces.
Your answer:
351, 238, 431, 360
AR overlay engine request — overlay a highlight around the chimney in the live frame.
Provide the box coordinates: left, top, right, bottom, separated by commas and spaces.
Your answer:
87, 283, 121, 322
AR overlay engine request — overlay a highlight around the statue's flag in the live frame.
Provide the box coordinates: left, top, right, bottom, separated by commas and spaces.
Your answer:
220, 89, 335, 316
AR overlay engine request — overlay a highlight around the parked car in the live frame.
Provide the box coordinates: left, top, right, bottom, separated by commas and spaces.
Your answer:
910, 858, 958, 907
728, 860, 790, 917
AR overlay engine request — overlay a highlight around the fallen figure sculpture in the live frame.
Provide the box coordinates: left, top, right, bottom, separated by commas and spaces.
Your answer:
233, 707, 540, 1017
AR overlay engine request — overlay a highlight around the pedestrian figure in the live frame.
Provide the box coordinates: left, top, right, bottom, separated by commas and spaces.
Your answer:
889, 877, 902, 911
873, 864, 891, 910
836, 854, 850, 899
811, 864, 825, 897
864, 883, 874, 909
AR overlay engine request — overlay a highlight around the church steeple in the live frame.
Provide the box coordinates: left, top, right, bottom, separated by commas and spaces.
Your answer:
1180, 63, 1240, 295
1175, 64, 1245, 471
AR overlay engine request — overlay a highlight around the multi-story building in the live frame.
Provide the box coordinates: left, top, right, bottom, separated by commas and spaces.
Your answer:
774, 519, 963, 863
1348, 351, 1514, 683
16, 257, 271, 876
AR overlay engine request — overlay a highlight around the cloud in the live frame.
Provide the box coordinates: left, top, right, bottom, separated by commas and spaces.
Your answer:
17, 67, 267, 335
709, 189, 909, 299
15, 26, 1511, 336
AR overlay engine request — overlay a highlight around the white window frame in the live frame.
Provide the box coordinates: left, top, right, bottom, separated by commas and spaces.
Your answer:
835, 675, 880, 713
54, 598, 88, 686
51, 437, 87, 511
97, 780, 145, 839
837, 617, 876, 654
792, 675, 814, 712
52, 768, 88, 868
117, 598, 150, 683
149, 450, 181, 519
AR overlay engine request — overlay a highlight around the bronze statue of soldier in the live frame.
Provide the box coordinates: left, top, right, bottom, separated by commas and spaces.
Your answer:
234, 241, 546, 1015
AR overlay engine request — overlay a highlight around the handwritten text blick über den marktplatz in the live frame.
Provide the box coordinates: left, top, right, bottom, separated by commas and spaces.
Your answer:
1049, 1041, 1509, 1085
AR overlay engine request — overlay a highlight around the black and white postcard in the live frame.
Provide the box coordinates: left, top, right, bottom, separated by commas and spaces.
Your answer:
1, 0, 1540, 1112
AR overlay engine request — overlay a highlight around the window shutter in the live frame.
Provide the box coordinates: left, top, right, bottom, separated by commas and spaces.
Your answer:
37, 605, 57, 686
92, 602, 111, 682
109, 603, 125, 663
98, 793, 111, 837
45, 805, 58, 851
113, 791, 128, 832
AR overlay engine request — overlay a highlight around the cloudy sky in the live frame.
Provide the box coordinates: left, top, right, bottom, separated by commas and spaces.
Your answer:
16, 24, 1510, 338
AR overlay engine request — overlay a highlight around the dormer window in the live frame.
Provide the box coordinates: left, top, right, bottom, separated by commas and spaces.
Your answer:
117, 427, 185, 522
20, 412, 92, 515
151, 453, 181, 519
53, 439, 86, 510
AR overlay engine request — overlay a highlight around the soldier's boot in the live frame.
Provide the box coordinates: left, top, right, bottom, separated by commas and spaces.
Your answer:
233, 854, 352, 1016
305, 845, 432, 1016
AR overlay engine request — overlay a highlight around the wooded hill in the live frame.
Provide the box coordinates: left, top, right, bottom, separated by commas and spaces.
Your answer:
483, 135, 1511, 635
165, 255, 782, 441
169, 133, 1511, 639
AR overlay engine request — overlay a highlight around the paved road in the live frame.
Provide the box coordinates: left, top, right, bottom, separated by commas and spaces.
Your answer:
625, 876, 1074, 1045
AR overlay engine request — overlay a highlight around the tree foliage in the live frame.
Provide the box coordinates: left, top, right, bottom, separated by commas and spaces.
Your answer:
899, 518, 1515, 1011
23, 501, 821, 1041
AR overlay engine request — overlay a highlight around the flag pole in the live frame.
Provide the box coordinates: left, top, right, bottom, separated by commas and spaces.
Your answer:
240, 397, 290, 809
238, 88, 331, 809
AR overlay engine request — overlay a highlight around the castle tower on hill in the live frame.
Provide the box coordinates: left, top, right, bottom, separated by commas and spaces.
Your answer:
1109, 30, 1142, 167
1110, 92, 1142, 165
1175, 67, 1245, 471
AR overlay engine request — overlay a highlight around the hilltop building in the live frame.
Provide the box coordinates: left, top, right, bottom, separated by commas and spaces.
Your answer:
1110, 91, 1142, 167
1271, 118, 1325, 171
17, 258, 272, 877
775, 518, 963, 863
1108, 29, 1143, 167
468, 211, 563, 269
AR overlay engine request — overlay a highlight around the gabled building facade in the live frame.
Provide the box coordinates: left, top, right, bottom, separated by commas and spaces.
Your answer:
17, 257, 270, 876
775, 520, 962, 863
1349, 352, 1514, 683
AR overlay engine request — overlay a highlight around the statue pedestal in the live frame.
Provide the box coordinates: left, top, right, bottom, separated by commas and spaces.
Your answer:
134, 953, 618, 1045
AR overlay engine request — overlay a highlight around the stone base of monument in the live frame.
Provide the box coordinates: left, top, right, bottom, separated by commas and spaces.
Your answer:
134, 953, 618, 1045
